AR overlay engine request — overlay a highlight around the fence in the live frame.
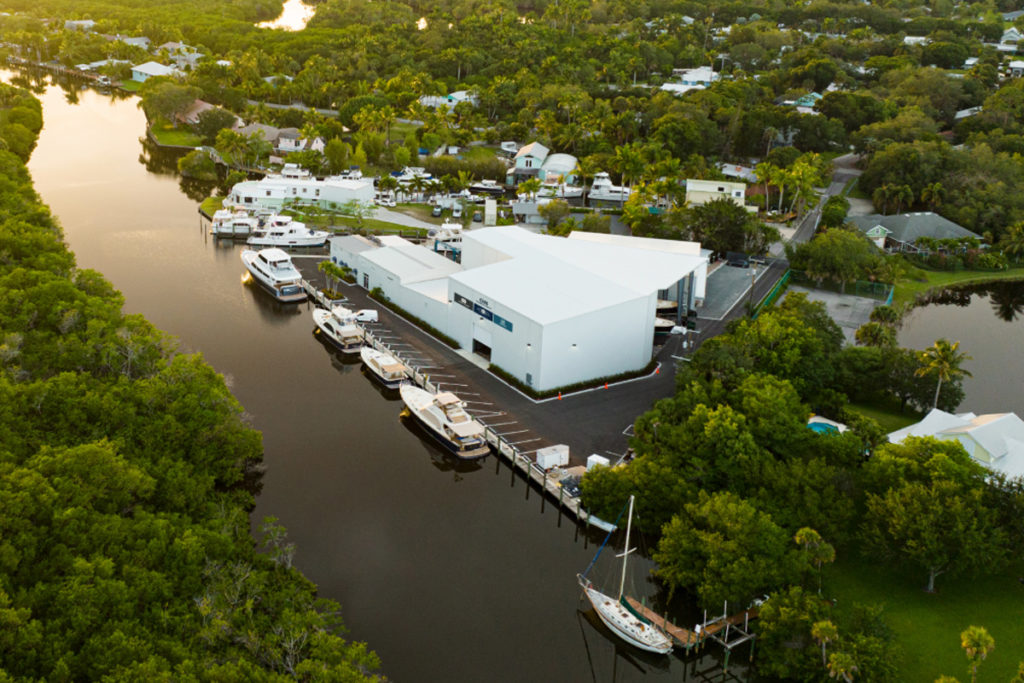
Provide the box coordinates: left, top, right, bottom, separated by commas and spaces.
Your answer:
751, 270, 791, 319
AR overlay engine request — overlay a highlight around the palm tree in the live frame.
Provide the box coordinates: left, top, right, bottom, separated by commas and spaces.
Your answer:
894, 184, 913, 215
755, 162, 778, 213
872, 184, 891, 215
961, 625, 995, 683
812, 620, 839, 668
612, 142, 644, 200
518, 178, 543, 199
999, 222, 1024, 262
827, 652, 858, 683
921, 181, 945, 211
915, 339, 973, 410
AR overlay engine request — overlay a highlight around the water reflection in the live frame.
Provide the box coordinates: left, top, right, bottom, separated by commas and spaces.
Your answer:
399, 412, 486, 478
242, 277, 306, 323
920, 280, 1024, 321
257, 0, 316, 31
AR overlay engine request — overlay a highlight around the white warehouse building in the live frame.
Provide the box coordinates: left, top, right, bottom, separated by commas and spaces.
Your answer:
331, 227, 708, 392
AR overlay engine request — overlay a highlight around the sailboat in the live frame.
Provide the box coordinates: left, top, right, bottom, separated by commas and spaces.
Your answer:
577, 496, 673, 655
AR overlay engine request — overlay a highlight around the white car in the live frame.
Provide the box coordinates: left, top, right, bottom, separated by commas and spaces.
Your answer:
452, 204, 463, 219
351, 309, 379, 323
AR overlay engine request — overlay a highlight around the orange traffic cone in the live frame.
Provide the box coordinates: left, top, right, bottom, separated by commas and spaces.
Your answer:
604, 382, 608, 389
558, 392, 562, 400
655, 367, 660, 374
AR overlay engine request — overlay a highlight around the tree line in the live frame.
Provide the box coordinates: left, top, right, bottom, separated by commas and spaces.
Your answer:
581, 293, 1023, 680
0, 82, 382, 681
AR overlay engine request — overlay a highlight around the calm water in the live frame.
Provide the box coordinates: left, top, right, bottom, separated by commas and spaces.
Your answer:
899, 281, 1024, 416
257, 0, 316, 31
12, 73, 738, 681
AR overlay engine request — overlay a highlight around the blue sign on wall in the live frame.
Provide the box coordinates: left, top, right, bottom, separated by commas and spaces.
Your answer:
454, 291, 513, 332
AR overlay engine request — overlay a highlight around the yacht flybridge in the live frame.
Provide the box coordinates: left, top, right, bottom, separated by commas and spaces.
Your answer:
400, 384, 490, 459
247, 215, 329, 247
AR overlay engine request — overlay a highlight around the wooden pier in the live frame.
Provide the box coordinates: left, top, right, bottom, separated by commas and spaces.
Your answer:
301, 282, 613, 531
624, 597, 702, 651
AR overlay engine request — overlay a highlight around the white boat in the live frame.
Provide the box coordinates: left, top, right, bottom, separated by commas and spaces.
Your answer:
247, 215, 329, 247
537, 181, 584, 199
578, 496, 673, 655
313, 307, 364, 353
400, 384, 490, 459
469, 178, 505, 196
360, 346, 408, 389
588, 172, 632, 203
211, 209, 260, 238
241, 248, 307, 303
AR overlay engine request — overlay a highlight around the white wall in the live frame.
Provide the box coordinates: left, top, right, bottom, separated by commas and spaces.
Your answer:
360, 261, 448, 331
536, 297, 652, 390
447, 278, 653, 391
459, 237, 513, 270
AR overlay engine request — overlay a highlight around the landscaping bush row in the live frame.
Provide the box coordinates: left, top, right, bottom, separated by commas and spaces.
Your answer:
489, 359, 658, 400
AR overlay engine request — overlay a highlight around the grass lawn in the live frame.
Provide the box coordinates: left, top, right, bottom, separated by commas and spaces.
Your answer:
389, 121, 421, 145
462, 146, 497, 162
199, 196, 223, 217
334, 217, 427, 236
118, 80, 141, 93
847, 397, 922, 432
826, 554, 1024, 681
892, 266, 1024, 310
150, 123, 201, 147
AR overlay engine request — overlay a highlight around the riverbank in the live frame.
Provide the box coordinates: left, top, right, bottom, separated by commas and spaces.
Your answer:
892, 265, 1024, 310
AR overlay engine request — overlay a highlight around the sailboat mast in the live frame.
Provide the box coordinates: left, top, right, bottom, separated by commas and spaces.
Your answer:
619, 495, 635, 600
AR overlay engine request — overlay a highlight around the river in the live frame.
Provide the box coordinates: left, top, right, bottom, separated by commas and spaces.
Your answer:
898, 280, 1024, 416
9, 73, 736, 681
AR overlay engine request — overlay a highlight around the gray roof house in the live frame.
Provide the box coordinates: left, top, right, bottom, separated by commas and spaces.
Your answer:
849, 212, 981, 252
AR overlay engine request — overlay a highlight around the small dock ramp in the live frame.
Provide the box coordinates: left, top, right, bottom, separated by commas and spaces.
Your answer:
624, 597, 701, 652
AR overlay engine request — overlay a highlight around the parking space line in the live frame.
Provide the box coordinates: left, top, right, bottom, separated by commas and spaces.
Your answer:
508, 437, 542, 445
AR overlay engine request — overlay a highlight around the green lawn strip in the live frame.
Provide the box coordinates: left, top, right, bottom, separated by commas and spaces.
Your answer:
118, 80, 141, 93
199, 196, 223, 217
846, 397, 921, 432
826, 555, 1024, 681
388, 121, 421, 144
462, 146, 496, 161
150, 124, 201, 147
333, 217, 427, 236
892, 267, 1024, 309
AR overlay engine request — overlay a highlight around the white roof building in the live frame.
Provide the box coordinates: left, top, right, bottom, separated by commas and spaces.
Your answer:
225, 173, 374, 211
131, 61, 179, 82
661, 66, 719, 94
332, 226, 708, 391
888, 409, 1024, 479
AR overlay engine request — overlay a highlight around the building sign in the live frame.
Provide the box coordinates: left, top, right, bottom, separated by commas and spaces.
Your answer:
453, 292, 513, 332
493, 314, 513, 332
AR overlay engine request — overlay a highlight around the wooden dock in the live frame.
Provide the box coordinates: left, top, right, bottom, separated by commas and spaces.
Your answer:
624, 597, 701, 651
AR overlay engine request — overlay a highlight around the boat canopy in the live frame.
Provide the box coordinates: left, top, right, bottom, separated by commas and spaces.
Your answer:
450, 421, 484, 438
434, 392, 462, 405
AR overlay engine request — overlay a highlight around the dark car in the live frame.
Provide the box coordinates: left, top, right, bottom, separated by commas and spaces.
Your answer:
725, 251, 750, 268
472, 211, 483, 222
431, 205, 443, 217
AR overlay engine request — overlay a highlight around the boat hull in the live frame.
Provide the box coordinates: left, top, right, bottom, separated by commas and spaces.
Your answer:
360, 347, 407, 389
580, 582, 673, 655
244, 267, 307, 303
247, 236, 327, 247
403, 410, 491, 459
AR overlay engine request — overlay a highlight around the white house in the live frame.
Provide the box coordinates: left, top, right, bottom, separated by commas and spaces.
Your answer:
131, 61, 179, 82
685, 179, 750, 210
660, 66, 719, 94
1002, 27, 1023, 44
1009, 60, 1024, 77
331, 226, 708, 391
65, 19, 96, 31
225, 172, 374, 211
419, 90, 478, 109
888, 409, 1024, 479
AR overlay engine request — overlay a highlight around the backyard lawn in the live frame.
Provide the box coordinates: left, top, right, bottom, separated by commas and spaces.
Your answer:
847, 398, 921, 432
892, 266, 1024, 310
826, 555, 1024, 681
149, 122, 201, 147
